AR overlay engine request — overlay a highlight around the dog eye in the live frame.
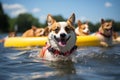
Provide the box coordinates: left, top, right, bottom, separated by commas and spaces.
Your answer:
107, 24, 109, 27
65, 27, 71, 33
54, 27, 60, 33
83, 27, 85, 30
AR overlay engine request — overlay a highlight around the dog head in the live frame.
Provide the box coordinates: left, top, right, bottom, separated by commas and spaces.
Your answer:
31, 26, 45, 37
34, 28, 45, 37
77, 20, 90, 35
47, 13, 76, 51
8, 32, 16, 37
42, 27, 50, 36
99, 19, 113, 37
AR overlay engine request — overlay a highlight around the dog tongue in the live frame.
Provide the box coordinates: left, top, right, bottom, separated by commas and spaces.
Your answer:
58, 39, 66, 47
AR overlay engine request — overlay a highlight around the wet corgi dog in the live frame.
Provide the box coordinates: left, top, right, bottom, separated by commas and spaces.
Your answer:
95, 19, 113, 47
75, 20, 90, 36
22, 26, 45, 37
0, 32, 16, 43
38, 13, 77, 61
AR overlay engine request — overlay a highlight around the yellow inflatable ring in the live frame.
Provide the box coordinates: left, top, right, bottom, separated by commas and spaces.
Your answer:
4, 36, 101, 47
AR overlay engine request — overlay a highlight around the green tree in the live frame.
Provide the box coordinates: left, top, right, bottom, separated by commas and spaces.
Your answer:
88, 22, 96, 32
7, 17, 17, 32
113, 21, 120, 31
0, 2, 10, 33
16, 13, 41, 32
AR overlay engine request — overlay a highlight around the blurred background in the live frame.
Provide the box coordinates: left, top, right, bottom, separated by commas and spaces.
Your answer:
0, 0, 120, 33
0, 1, 120, 79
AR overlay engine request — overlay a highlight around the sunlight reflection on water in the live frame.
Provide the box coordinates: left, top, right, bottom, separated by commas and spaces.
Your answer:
0, 33, 120, 80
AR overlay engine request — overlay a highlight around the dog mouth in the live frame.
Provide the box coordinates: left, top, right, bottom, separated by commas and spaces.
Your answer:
83, 31, 89, 35
54, 35, 71, 47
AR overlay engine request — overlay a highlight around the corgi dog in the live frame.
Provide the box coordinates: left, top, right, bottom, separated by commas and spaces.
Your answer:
95, 19, 113, 47
75, 20, 90, 36
112, 31, 120, 42
0, 32, 16, 43
38, 13, 77, 61
22, 26, 45, 37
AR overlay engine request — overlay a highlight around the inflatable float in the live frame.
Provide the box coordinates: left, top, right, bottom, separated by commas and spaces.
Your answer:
4, 36, 101, 47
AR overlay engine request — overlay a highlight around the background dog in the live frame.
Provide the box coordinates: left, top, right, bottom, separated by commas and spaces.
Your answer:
75, 20, 90, 36
22, 26, 45, 37
94, 19, 113, 47
0, 32, 16, 43
39, 13, 77, 61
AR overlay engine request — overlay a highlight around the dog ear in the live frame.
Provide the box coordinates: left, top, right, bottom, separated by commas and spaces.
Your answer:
67, 13, 75, 25
32, 25, 37, 31
43, 27, 50, 36
78, 20, 82, 27
101, 18, 105, 24
47, 14, 56, 26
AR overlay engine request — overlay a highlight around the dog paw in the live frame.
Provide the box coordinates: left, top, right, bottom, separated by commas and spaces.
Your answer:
100, 42, 109, 47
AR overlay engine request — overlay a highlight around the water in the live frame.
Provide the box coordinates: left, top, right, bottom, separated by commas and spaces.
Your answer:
0, 34, 120, 80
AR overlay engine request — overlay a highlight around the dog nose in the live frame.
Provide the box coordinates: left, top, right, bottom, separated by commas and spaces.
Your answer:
88, 30, 90, 33
60, 33, 66, 38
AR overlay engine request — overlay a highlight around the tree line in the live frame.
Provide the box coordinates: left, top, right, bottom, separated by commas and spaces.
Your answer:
0, 2, 120, 33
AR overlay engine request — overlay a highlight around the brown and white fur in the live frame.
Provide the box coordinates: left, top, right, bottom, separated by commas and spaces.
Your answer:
112, 32, 120, 42
22, 26, 45, 37
0, 32, 16, 43
75, 20, 90, 36
95, 19, 113, 47
38, 13, 77, 62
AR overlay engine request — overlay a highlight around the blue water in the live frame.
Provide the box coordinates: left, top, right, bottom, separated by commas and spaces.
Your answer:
0, 34, 120, 80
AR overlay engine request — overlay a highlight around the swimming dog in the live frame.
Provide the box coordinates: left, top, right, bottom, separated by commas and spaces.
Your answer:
38, 13, 77, 61
95, 19, 113, 47
75, 20, 90, 36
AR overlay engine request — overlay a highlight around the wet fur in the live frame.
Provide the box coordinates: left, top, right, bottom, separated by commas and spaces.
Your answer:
38, 13, 77, 61
95, 19, 113, 47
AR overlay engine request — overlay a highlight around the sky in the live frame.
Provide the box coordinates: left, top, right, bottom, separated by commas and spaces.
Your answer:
0, 0, 120, 24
